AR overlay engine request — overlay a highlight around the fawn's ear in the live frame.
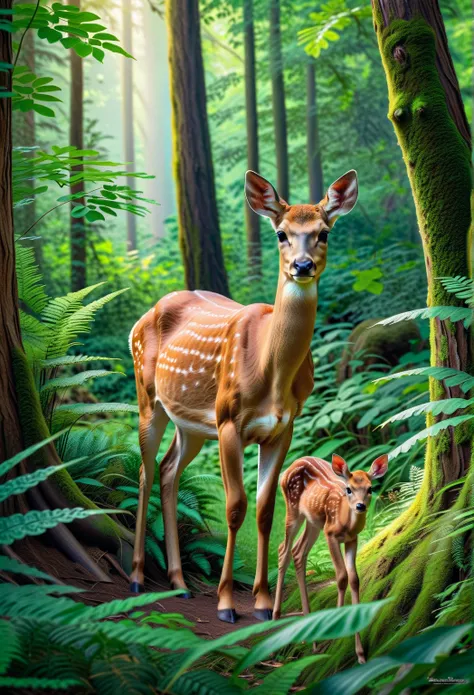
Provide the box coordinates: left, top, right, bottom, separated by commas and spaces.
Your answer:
320, 170, 358, 225
332, 454, 350, 480
368, 454, 389, 480
245, 171, 286, 223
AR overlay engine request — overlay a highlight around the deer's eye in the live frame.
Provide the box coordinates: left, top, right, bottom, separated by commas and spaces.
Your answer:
346, 487, 352, 495
318, 231, 328, 243
276, 231, 288, 243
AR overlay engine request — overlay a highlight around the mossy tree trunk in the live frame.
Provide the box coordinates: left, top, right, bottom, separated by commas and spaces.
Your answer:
1, 15, 133, 579
167, 0, 230, 297
308, 0, 472, 675
306, 60, 324, 203
69, 0, 86, 292
269, 0, 289, 201
243, 0, 261, 279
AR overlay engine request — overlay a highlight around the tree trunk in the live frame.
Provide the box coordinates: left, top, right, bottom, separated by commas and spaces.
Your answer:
12, 31, 42, 269
243, 0, 261, 278
69, 0, 86, 291
1, 10, 134, 578
0, 0, 23, 463
122, 0, 137, 251
269, 0, 289, 201
166, 0, 230, 296
306, 61, 324, 203
307, 0, 472, 675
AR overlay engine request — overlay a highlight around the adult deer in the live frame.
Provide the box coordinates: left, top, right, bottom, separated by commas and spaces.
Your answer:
129, 169, 358, 622
273, 453, 388, 662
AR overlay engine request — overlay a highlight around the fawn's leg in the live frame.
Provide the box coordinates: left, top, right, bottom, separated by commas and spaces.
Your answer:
292, 522, 321, 615
345, 539, 365, 664
160, 428, 204, 595
130, 403, 169, 592
217, 421, 247, 623
326, 533, 348, 607
254, 426, 292, 620
273, 512, 303, 620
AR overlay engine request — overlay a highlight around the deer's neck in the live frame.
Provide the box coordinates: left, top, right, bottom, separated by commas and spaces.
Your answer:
259, 273, 318, 398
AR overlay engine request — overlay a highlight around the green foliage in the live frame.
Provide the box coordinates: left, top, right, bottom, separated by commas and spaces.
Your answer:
298, 1, 372, 58
0, 507, 113, 545
12, 67, 62, 118
350, 267, 384, 295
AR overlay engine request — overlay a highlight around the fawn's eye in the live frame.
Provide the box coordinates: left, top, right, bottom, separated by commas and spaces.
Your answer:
276, 231, 288, 243
346, 487, 352, 495
318, 231, 328, 243
368, 487, 373, 494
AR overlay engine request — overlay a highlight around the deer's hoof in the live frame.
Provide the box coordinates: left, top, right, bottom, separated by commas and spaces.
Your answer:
358, 655, 366, 664
180, 590, 193, 599
217, 608, 238, 624
130, 581, 144, 594
253, 608, 273, 622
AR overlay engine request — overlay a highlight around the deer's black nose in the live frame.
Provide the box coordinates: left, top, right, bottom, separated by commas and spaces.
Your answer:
294, 259, 314, 275
356, 503, 366, 512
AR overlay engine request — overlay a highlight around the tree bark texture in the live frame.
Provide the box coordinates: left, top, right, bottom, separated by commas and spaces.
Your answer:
167, 0, 230, 297
0, 0, 24, 463
69, 0, 86, 291
122, 0, 137, 251
243, 0, 261, 277
373, 0, 472, 489
306, 60, 324, 203
269, 0, 289, 201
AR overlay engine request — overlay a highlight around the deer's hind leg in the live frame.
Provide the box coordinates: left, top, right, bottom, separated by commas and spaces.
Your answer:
273, 510, 304, 620
160, 427, 204, 596
292, 522, 321, 615
130, 400, 169, 592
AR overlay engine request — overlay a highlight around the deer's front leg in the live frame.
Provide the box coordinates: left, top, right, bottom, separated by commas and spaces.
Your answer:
345, 538, 365, 664
254, 426, 292, 620
217, 421, 247, 623
326, 533, 348, 608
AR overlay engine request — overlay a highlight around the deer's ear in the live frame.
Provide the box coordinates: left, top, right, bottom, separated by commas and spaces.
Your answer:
332, 454, 350, 480
320, 170, 358, 224
369, 454, 389, 480
245, 171, 286, 223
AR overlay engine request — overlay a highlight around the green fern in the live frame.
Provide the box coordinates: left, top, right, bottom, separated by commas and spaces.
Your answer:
379, 397, 474, 428
389, 415, 474, 458
0, 620, 22, 675
40, 369, 122, 393
0, 431, 66, 479
0, 460, 79, 503
257, 655, 325, 695
16, 245, 48, 313
39, 354, 119, 368
0, 677, 82, 689
439, 275, 474, 306
0, 507, 113, 545
0, 556, 55, 582
172, 669, 245, 695
374, 367, 474, 394
373, 305, 472, 328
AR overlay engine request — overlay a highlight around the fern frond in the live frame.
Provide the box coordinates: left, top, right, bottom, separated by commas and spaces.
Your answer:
0, 585, 82, 620
54, 402, 139, 416
39, 354, 120, 369
40, 369, 122, 393
373, 306, 472, 328
0, 431, 64, 477
41, 286, 128, 359
64, 590, 185, 624
0, 556, 55, 582
19, 309, 49, 358
0, 620, 21, 675
89, 658, 159, 695
0, 461, 73, 503
439, 276, 474, 306
379, 397, 474, 428
0, 507, 113, 545
0, 677, 82, 689
257, 655, 325, 695
389, 415, 474, 458
373, 367, 474, 394
16, 245, 49, 313
173, 669, 245, 695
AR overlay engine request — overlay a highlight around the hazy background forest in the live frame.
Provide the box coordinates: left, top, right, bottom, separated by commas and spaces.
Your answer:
2, 0, 473, 691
